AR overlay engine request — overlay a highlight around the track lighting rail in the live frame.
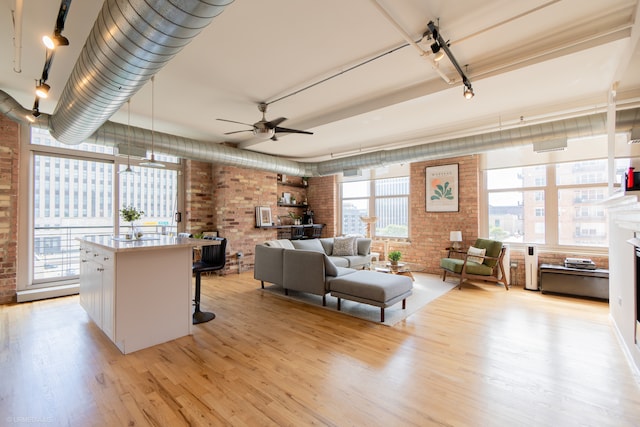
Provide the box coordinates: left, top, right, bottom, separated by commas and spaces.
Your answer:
28, 0, 72, 120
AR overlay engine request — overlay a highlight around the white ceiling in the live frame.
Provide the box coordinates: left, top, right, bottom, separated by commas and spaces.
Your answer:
2, 0, 639, 163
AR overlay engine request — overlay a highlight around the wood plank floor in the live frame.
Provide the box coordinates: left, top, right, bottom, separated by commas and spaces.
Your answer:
1, 272, 639, 426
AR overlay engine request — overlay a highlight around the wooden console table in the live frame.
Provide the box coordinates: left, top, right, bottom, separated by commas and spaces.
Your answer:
539, 263, 609, 300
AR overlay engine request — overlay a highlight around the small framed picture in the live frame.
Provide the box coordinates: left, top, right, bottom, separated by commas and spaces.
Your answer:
256, 206, 273, 226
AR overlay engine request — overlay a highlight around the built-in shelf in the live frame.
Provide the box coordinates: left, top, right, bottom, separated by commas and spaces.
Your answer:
278, 203, 308, 208
277, 181, 307, 188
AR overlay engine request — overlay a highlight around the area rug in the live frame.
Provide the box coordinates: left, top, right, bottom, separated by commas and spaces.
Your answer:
261, 273, 456, 326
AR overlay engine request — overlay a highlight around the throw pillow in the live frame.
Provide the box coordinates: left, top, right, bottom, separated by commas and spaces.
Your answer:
332, 236, 357, 256
467, 246, 486, 264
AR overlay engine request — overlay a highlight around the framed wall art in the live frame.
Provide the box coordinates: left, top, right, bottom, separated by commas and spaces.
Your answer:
255, 206, 273, 226
426, 164, 459, 212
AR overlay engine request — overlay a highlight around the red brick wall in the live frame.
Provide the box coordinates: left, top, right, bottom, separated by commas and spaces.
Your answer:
184, 160, 215, 233
406, 156, 479, 274
307, 175, 337, 237
0, 114, 19, 303
210, 164, 278, 273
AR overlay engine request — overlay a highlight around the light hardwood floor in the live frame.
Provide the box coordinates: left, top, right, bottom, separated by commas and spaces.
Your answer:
1, 272, 639, 426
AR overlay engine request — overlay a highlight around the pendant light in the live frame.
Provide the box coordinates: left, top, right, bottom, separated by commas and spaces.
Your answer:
140, 76, 165, 168
119, 100, 135, 175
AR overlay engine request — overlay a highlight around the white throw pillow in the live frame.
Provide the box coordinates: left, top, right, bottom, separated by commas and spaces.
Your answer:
332, 236, 357, 256
467, 246, 486, 264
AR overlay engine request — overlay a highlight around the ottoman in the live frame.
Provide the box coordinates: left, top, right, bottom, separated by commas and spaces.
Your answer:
329, 270, 413, 322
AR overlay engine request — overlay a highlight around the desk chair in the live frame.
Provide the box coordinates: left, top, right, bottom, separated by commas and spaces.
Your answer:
192, 237, 227, 324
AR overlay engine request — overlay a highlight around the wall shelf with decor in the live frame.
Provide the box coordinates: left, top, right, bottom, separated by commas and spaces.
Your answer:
277, 203, 308, 208
276, 174, 309, 220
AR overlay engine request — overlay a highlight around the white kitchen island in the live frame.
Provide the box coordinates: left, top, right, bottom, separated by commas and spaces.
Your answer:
77, 235, 219, 354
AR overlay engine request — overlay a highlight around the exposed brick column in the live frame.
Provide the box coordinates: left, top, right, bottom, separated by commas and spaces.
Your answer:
0, 114, 19, 303
410, 156, 479, 274
184, 160, 215, 234
210, 164, 278, 273
307, 175, 337, 237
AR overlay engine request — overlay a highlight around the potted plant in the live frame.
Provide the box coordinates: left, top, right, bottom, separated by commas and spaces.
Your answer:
288, 211, 302, 225
388, 250, 402, 270
120, 206, 144, 239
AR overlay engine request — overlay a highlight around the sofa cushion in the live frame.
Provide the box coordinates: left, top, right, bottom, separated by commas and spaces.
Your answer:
329, 270, 413, 304
332, 236, 357, 256
342, 255, 370, 269
323, 254, 339, 276
291, 239, 325, 252
356, 238, 371, 256
319, 238, 334, 255
328, 256, 349, 268
264, 239, 295, 249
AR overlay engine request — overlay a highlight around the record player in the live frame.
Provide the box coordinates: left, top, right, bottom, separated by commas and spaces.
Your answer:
564, 257, 597, 269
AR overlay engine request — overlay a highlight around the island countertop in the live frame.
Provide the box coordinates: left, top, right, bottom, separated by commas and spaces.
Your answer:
77, 234, 219, 253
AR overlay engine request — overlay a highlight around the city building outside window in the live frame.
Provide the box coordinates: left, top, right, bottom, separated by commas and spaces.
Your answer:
341, 176, 409, 239
29, 128, 181, 287
486, 159, 630, 248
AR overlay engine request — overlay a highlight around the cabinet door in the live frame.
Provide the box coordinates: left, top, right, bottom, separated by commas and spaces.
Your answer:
79, 246, 91, 311
86, 258, 102, 326
100, 253, 115, 340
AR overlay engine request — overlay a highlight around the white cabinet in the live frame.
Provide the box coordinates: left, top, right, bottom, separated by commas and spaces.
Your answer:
78, 244, 115, 340
77, 235, 200, 354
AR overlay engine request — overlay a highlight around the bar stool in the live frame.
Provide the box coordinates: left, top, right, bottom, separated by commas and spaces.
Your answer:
192, 237, 226, 324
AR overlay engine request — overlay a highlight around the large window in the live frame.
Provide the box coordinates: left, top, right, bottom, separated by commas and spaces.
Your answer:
486, 159, 630, 247
30, 128, 181, 287
341, 176, 409, 238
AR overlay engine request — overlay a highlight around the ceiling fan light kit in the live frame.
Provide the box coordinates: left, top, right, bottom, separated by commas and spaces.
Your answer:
218, 102, 313, 142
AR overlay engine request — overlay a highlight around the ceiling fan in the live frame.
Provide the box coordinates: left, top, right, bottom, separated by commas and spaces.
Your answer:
217, 102, 313, 141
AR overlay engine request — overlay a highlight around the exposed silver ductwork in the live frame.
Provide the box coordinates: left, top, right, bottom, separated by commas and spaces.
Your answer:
4, 0, 637, 176
49, 0, 233, 145
3, 89, 638, 177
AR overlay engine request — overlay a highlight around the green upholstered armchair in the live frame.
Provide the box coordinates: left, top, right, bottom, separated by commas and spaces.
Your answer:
440, 238, 509, 290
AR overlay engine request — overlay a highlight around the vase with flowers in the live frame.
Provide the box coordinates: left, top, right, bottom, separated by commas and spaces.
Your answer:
120, 206, 145, 239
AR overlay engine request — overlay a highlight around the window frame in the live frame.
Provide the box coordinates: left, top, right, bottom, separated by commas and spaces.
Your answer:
20, 127, 185, 292
481, 159, 628, 255
339, 175, 410, 240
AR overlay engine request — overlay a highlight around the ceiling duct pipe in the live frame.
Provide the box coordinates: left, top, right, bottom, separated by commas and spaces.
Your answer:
313, 108, 640, 175
2, 90, 638, 177
48, 0, 233, 145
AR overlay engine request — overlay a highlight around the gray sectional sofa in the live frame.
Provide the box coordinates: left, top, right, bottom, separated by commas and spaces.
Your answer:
254, 237, 372, 300
254, 237, 413, 321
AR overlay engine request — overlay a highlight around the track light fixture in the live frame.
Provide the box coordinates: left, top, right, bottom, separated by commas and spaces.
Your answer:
28, 0, 72, 121
430, 42, 445, 61
35, 81, 50, 98
425, 20, 475, 99
463, 81, 474, 99
31, 98, 41, 119
43, 31, 69, 49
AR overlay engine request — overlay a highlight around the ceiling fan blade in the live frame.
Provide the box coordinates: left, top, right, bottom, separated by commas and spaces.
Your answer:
275, 126, 313, 135
266, 117, 287, 128
224, 130, 253, 135
217, 118, 254, 127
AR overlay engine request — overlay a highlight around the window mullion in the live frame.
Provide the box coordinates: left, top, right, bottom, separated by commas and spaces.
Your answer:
546, 165, 558, 246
